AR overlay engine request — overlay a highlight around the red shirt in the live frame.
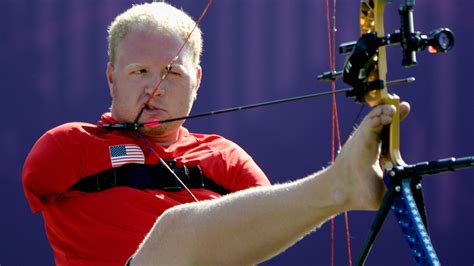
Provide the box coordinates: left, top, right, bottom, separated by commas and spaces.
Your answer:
23, 114, 270, 266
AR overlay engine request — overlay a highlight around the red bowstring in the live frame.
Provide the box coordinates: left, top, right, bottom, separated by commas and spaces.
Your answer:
325, 0, 353, 265
139, 0, 213, 203
145, 0, 213, 108
325, 1, 335, 265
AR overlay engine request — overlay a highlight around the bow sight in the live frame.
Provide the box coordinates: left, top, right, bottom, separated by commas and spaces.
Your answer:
318, 1, 455, 103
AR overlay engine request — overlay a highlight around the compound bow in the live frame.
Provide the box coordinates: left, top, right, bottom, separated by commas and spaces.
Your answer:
318, 0, 474, 265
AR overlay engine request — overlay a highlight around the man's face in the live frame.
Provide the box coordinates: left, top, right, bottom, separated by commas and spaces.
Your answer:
107, 27, 201, 139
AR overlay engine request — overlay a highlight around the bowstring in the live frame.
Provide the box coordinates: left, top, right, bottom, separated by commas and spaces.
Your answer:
133, 0, 213, 126
325, 0, 353, 265
134, 0, 213, 203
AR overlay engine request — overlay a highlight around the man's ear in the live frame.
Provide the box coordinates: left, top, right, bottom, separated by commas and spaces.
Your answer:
106, 63, 114, 97
194, 65, 202, 99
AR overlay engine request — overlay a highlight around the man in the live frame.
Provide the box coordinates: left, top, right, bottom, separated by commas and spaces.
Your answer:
22, 2, 409, 265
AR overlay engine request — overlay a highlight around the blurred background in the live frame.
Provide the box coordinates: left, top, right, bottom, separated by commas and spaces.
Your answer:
1, 0, 473, 265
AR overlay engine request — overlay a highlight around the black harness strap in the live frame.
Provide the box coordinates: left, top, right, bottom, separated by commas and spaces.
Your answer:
70, 161, 229, 195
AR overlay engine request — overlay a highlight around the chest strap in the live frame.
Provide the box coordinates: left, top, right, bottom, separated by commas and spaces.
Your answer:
70, 161, 229, 195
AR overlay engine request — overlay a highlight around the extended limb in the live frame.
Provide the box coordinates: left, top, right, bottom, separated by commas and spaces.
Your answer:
131, 103, 410, 266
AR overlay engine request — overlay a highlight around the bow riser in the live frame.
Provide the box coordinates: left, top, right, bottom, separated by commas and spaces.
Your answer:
360, 0, 405, 169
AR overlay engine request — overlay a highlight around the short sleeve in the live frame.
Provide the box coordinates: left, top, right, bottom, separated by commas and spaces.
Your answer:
232, 154, 271, 191
22, 124, 86, 213
197, 135, 271, 192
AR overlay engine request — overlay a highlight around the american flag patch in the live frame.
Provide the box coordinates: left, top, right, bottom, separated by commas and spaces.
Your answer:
109, 144, 145, 167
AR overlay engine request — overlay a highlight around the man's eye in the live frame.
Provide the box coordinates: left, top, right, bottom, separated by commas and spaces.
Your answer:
168, 71, 181, 76
165, 65, 181, 76
133, 69, 147, 75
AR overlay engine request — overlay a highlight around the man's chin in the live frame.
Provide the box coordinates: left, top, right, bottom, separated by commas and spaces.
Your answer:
139, 124, 168, 136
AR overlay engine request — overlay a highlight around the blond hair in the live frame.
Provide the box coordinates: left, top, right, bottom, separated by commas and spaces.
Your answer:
107, 1, 203, 66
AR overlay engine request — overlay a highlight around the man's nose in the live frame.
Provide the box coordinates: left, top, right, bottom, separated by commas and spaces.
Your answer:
145, 76, 165, 97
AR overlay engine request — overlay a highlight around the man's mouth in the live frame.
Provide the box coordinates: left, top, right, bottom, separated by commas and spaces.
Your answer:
143, 104, 166, 116
144, 104, 157, 111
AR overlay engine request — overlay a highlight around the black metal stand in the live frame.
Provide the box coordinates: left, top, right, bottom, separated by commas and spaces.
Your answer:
357, 156, 474, 266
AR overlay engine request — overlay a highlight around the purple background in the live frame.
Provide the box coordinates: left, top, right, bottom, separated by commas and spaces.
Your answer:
2, 0, 473, 265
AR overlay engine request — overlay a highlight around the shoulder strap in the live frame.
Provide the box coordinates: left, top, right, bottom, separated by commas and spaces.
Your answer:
70, 162, 229, 195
